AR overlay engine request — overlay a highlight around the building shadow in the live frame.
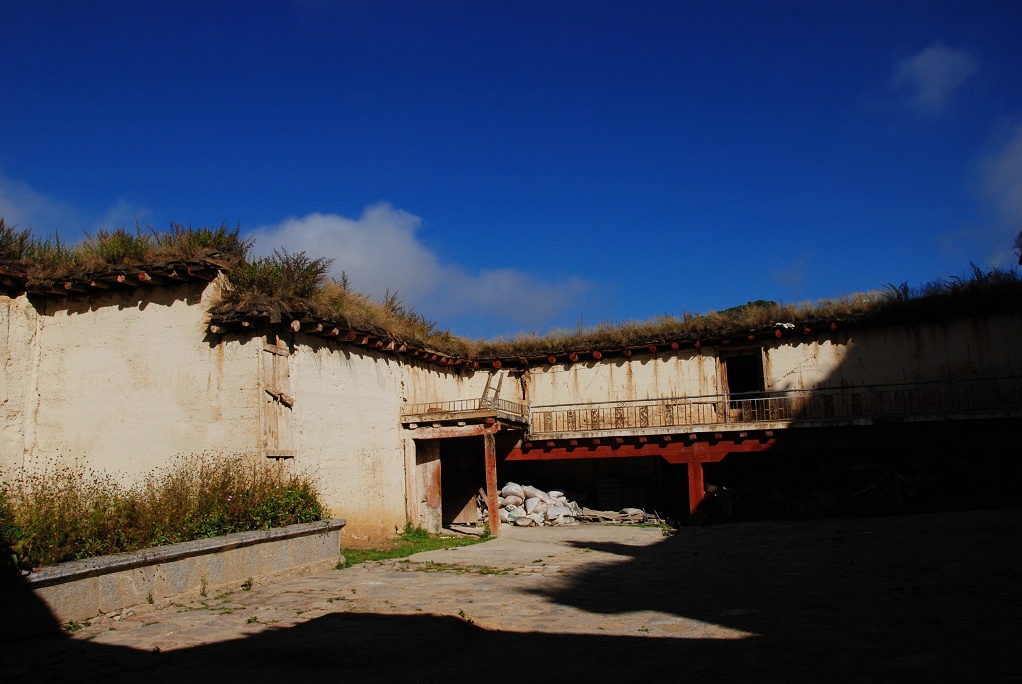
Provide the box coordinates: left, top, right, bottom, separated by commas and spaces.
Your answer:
5, 506, 1022, 681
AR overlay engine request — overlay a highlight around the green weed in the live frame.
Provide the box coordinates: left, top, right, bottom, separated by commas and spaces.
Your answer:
338, 524, 490, 568
0, 453, 326, 569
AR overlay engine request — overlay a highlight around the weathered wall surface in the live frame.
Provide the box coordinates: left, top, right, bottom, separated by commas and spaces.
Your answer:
525, 312, 1022, 406
763, 313, 1022, 391
1, 281, 261, 477
290, 336, 521, 540
525, 349, 720, 406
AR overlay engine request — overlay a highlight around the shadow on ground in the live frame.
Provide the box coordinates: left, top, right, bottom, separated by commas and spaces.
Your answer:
3, 508, 1021, 682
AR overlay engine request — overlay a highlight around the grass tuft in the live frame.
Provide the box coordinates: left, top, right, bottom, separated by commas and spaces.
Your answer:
0, 453, 326, 571
338, 523, 489, 568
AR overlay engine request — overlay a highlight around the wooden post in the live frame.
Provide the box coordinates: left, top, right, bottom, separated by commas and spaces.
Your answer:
484, 433, 500, 537
688, 462, 705, 519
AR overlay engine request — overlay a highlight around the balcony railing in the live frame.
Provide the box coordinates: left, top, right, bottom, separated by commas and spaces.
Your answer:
402, 397, 529, 420
528, 376, 1022, 436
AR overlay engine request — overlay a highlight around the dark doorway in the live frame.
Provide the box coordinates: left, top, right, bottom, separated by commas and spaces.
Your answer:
439, 437, 484, 525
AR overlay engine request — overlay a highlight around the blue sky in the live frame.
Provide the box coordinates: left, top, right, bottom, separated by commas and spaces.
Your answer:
2, 1, 1020, 338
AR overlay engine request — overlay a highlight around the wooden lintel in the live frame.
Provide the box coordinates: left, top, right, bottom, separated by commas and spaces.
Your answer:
591, 351, 603, 360
47, 287, 69, 297
209, 324, 226, 334
88, 279, 113, 290
648, 345, 658, 353
63, 282, 88, 293
623, 349, 632, 357
384, 341, 396, 351
289, 320, 302, 332
115, 274, 138, 288
165, 270, 191, 281
547, 355, 557, 364
300, 322, 324, 333
408, 423, 502, 440
319, 327, 340, 337
670, 342, 679, 350
492, 360, 502, 368
187, 267, 216, 281
137, 271, 153, 284
568, 353, 578, 363
398, 344, 408, 353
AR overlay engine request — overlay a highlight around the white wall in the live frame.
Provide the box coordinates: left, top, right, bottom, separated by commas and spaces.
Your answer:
1, 280, 260, 477
524, 312, 1022, 405
525, 349, 720, 406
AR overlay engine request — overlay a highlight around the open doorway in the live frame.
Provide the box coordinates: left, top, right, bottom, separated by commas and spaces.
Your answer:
721, 350, 765, 421
439, 437, 485, 525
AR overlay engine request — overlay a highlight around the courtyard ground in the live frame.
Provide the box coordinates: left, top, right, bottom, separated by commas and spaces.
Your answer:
2, 507, 1020, 682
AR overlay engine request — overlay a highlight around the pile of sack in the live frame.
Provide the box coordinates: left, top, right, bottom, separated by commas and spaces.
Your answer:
494, 482, 583, 526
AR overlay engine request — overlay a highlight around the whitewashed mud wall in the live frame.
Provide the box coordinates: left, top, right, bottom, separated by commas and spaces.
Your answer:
284, 334, 521, 541
524, 312, 1022, 406
1, 281, 260, 476
525, 349, 720, 406
763, 313, 1022, 390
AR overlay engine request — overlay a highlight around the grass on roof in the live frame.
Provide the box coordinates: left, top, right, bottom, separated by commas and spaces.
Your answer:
0, 219, 251, 282
5, 216, 1021, 358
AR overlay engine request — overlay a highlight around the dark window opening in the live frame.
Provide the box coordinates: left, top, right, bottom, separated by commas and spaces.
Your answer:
724, 353, 765, 397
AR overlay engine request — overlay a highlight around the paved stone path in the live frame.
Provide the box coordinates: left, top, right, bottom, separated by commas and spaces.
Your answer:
3, 509, 1021, 682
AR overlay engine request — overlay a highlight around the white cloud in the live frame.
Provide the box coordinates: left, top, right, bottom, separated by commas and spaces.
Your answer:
978, 124, 1022, 266
0, 172, 79, 236
981, 124, 1022, 226
890, 43, 977, 111
247, 203, 592, 329
0, 171, 148, 238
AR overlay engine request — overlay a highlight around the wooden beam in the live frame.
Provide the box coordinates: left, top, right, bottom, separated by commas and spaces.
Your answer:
165, 269, 191, 281
407, 423, 502, 440
115, 274, 138, 288
688, 462, 705, 518
484, 433, 500, 536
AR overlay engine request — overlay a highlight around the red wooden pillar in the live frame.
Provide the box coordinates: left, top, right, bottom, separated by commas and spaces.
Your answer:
484, 433, 500, 537
688, 462, 705, 518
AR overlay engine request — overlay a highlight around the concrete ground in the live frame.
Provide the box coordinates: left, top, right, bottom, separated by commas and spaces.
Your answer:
2, 508, 1021, 682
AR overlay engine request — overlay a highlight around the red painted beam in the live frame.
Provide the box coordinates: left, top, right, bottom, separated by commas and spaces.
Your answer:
506, 438, 777, 463
688, 462, 704, 517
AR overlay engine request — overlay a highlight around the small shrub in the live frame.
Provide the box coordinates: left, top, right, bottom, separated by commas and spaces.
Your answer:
0, 218, 32, 263
0, 453, 327, 569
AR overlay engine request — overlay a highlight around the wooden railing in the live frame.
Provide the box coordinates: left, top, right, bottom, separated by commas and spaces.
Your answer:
402, 396, 529, 419
528, 376, 1022, 436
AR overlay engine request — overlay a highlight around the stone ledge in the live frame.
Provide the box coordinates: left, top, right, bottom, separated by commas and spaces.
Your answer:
22, 519, 346, 627
26, 519, 346, 588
